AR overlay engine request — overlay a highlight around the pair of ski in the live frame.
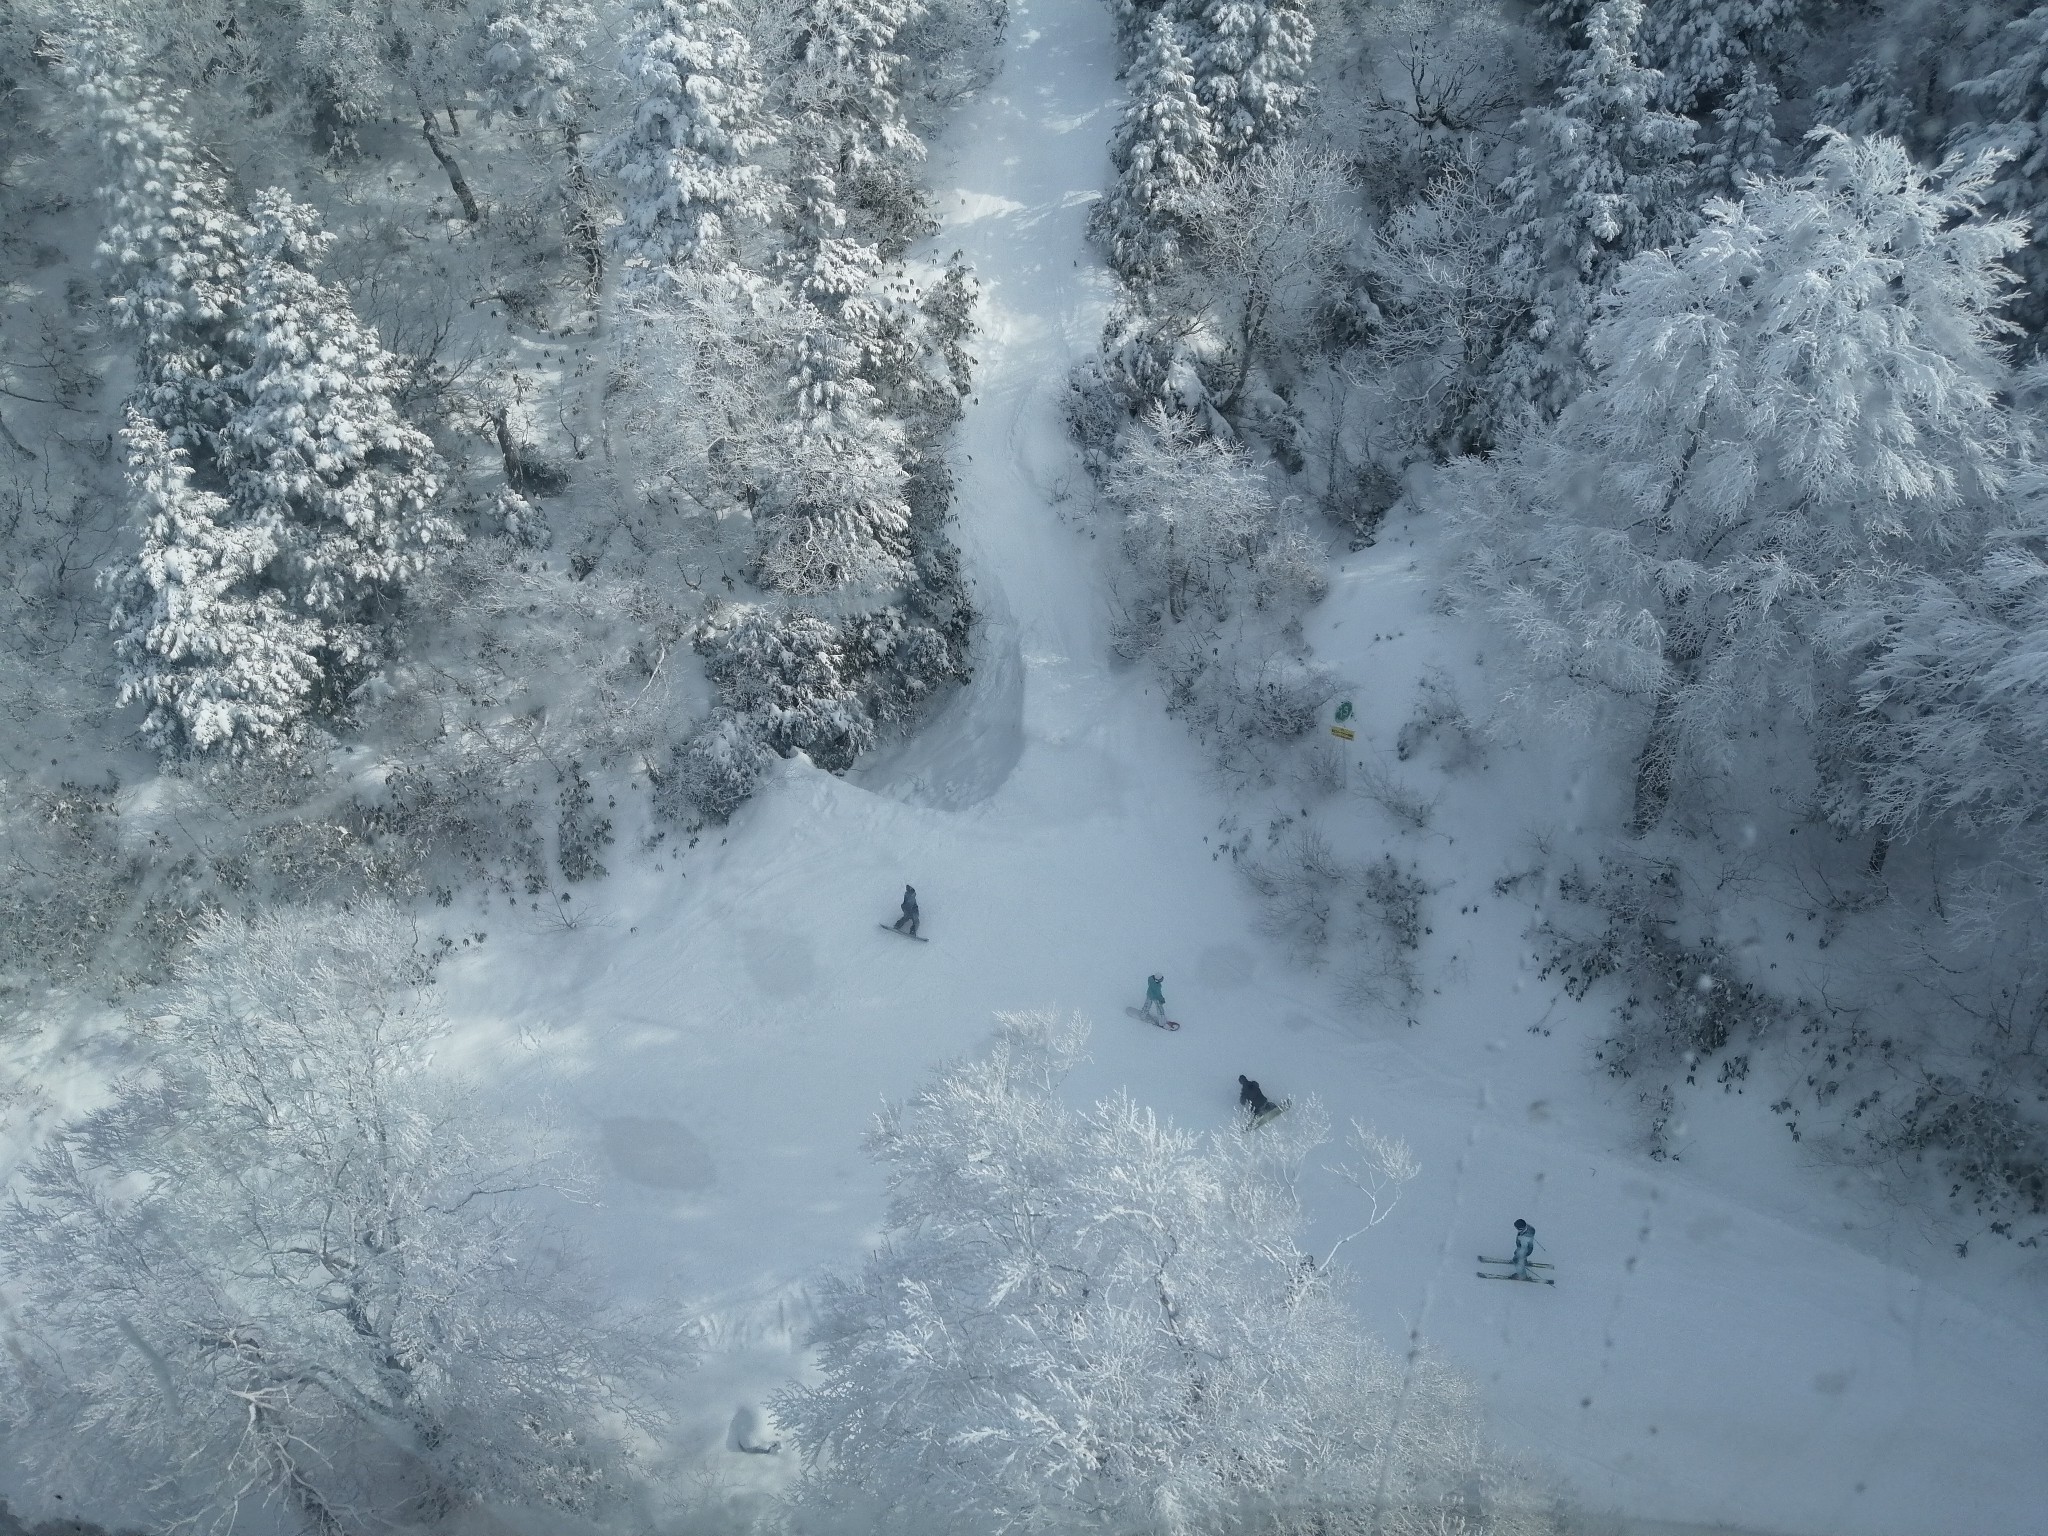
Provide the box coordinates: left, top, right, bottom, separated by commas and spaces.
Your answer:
1476, 1257, 1555, 1286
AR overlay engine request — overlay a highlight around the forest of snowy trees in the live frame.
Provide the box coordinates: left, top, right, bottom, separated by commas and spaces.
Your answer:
6, 0, 2048, 1529
1080, 0, 2048, 1221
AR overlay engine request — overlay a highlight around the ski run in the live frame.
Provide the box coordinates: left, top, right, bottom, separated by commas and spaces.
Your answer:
2, 0, 2048, 1534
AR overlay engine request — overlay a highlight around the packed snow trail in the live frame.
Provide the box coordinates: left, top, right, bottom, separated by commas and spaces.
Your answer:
429, 3, 2048, 1532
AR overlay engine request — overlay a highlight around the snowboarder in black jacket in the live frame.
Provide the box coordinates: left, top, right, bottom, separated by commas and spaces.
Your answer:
1238, 1074, 1274, 1116
893, 885, 920, 938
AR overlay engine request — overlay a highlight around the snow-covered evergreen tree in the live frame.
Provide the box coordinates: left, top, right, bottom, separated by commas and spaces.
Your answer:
1955, 6, 2048, 344
1190, 0, 1315, 160
601, 0, 778, 282
483, 0, 606, 286
775, 1012, 1545, 1536
64, 21, 247, 443
222, 190, 454, 684
1704, 60, 1782, 195
695, 602, 879, 768
0, 904, 667, 1532
1640, 0, 1803, 114
1097, 11, 1217, 282
1455, 131, 2024, 833
755, 316, 913, 594
788, 0, 927, 243
106, 412, 324, 755
1485, 0, 1697, 440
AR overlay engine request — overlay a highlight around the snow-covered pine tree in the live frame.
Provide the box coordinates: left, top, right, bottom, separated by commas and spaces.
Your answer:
221, 190, 454, 696
1097, 11, 1218, 282
1484, 0, 1696, 442
774, 1012, 1545, 1536
1455, 131, 2024, 834
1190, 0, 1315, 161
788, 0, 927, 245
1956, 6, 2048, 345
601, 0, 778, 283
1704, 61, 1782, 196
63, 21, 247, 444
1639, 0, 1803, 115
754, 314, 913, 594
482, 0, 606, 288
106, 411, 325, 755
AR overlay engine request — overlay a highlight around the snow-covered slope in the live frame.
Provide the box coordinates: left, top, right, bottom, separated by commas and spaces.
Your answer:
404, 3, 2048, 1533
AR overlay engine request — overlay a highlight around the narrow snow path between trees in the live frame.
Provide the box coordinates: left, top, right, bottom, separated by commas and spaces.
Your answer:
428, 5, 2048, 1533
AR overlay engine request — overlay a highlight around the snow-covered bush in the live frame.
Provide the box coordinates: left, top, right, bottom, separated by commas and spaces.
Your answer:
0, 778, 143, 994
1243, 827, 1429, 1011
675, 593, 967, 821
0, 904, 673, 1532
1543, 852, 1781, 1081
775, 1011, 1548, 1536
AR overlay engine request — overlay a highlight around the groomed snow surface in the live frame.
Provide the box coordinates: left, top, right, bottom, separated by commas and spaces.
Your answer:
15, 3, 2048, 1534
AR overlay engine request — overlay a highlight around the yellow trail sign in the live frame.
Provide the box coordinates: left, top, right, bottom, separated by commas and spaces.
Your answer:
1330, 726, 1356, 741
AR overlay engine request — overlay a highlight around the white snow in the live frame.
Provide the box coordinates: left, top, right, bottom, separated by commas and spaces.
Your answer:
10, 2, 2043, 1533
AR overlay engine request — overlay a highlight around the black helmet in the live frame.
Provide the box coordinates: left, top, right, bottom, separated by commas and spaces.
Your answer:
1514, 1218, 1530, 1231
1238, 1074, 1249, 1085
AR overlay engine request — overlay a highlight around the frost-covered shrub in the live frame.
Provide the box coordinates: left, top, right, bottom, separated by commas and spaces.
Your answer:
675, 593, 968, 822
698, 603, 878, 771
1542, 853, 1781, 1083
1882, 1073, 2048, 1217
1243, 827, 1429, 1010
0, 779, 144, 995
1395, 667, 1481, 770
555, 759, 614, 882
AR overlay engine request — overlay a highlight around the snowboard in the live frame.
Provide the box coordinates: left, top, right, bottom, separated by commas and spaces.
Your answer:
1245, 1098, 1291, 1129
1477, 1257, 1552, 1269
1477, 1271, 1555, 1286
1124, 1006, 1180, 1032
879, 924, 929, 943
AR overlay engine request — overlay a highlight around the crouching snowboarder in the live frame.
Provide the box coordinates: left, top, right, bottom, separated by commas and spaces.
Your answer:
893, 884, 920, 938
1239, 1075, 1289, 1127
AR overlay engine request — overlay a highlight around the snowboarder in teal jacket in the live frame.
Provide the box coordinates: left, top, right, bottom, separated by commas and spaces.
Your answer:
1141, 974, 1166, 1023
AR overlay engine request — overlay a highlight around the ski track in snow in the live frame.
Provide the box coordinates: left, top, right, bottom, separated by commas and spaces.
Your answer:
418, 3, 2048, 1533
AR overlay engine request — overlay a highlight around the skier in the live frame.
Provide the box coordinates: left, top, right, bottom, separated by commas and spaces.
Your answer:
1509, 1218, 1537, 1279
1238, 1074, 1275, 1117
893, 885, 920, 938
1140, 973, 1167, 1023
